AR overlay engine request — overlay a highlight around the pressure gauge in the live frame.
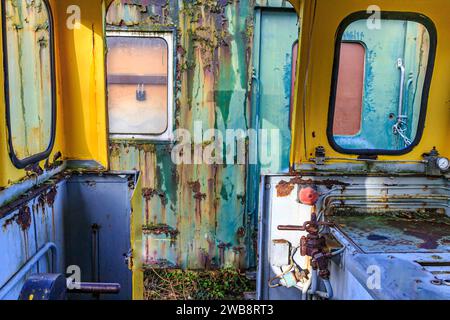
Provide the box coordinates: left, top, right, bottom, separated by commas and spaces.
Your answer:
436, 157, 450, 171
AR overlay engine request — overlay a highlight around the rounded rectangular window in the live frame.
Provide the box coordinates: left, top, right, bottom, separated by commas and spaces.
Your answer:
333, 42, 365, 136
328, 12, 436, 155
107, 35, 170, 137
2, 0, 56, 168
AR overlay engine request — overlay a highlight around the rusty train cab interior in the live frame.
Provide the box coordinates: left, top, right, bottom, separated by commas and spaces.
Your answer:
0, 0, 448, 301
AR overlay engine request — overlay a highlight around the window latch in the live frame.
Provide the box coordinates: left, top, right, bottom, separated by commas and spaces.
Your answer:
136, 84, 146, 101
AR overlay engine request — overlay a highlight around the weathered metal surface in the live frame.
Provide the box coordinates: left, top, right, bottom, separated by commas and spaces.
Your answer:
0, 171, 137, 300
290, 0, 449, 165
335, 20, 430, 151
3, 0, 53, 160
253, 9, 298, 174
329, 210, 450, 253
258, 174, 450, 300
64, 174, 135, 300
0, 178, 65, 300
107, 0, 262, 270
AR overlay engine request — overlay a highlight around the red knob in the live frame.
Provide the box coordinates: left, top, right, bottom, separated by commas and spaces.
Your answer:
298, 187, 319, 205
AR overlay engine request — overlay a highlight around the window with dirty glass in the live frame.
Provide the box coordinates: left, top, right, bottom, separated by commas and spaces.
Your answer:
107, 35, 170, 137
329, 14, 436, 154
2, 0, 56, 168
333, 42, 365, 136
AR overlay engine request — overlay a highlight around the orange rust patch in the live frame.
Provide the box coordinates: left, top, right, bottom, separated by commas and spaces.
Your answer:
276, 181, 295, 197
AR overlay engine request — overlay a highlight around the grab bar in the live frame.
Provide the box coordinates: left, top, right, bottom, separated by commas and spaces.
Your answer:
396, 58, 406, 120
393, 58, 411, 146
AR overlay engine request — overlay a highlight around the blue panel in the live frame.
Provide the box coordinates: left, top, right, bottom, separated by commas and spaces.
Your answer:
65, 174, 133, 300
0, 181, 65, 300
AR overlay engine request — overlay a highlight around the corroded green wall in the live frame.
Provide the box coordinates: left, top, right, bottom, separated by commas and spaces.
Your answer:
4, 0, 53, 161
107, 0, 292, 270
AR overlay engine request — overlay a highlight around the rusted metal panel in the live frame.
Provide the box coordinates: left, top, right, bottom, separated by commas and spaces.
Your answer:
329, 210, 450, 253
107, 0, 258, 270
0, 179, 65, 300
258, 174, 450, 300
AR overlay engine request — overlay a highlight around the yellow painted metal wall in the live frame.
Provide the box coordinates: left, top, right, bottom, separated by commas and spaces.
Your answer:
53, 0, 108, 167
290, 0, 449, 165
0, 0, 109, 188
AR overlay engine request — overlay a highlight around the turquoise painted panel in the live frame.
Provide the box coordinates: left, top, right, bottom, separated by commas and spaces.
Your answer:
257, 9, 298, 174
107, 0, 257, 270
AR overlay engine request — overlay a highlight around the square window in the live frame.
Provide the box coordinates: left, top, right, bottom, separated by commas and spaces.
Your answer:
106, 32, 173, 141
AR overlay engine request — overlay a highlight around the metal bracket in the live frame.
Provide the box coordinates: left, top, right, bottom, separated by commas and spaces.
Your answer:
423, 147, 442, 176
314, 146, 326, 165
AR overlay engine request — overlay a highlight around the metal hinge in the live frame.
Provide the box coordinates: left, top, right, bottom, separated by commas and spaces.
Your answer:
123, 249, 134, 270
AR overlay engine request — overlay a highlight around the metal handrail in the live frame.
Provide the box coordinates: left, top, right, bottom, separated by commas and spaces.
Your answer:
0, 242, 57, 300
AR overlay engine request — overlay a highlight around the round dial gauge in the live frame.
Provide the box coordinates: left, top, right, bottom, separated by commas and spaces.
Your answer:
436, 157, 450, 171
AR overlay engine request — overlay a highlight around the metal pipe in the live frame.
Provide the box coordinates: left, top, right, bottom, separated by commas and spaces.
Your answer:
0, 242, 57, 300
308, 270, 334, 300
330, 246, 346, 257
310, 269, 318, 295
309, 157, 426, 163
68, 282, 121, 295
91, 224, 100, 283
256, 176, 268, 300
278, 225, 305, 231
323, 279, 334, 299
301, 273, 312, 300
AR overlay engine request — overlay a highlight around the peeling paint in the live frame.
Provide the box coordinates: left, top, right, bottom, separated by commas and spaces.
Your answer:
107, 0, 256, 270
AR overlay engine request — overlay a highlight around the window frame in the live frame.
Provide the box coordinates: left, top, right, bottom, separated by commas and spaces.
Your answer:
289, 40, 299, 129
327, 11, 437, 156
106, 31, 175, 142
1, 0, 57, 169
